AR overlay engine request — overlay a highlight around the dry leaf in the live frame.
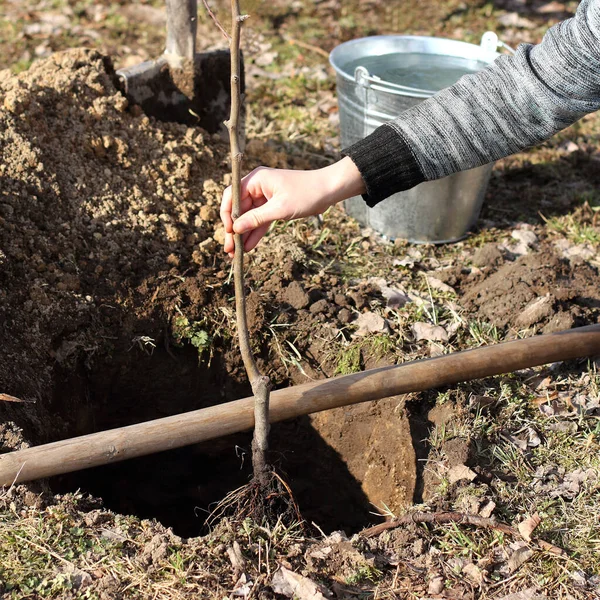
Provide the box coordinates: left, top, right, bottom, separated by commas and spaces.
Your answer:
448, 464, 477, 484
0, 393, 25, 403
518, 513, 541, 541
271, 566, 328, 600
425, 275, 456, 295
498, 587, 546, 600
463, 562, 484, 584
412, 322, 449, 343
354, 311, 390, 336
427, 576, 445, 595
508, 546, 534, 573
479, 500, 496, 519
227, 541, 246, 577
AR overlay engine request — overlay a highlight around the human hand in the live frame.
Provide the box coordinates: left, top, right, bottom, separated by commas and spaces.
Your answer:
220, 156, 365, 255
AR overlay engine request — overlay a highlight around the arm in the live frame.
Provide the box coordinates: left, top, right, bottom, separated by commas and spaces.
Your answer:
345, 0, 600, 206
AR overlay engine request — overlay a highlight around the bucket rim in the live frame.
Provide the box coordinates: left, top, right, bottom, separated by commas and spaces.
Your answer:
329, 34, 499, 93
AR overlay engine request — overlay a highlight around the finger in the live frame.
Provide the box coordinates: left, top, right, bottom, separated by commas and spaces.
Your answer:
233, 201, 280, 235
220, 186, 233, 232
224, 231, 235, 254
244, 223, 271, 252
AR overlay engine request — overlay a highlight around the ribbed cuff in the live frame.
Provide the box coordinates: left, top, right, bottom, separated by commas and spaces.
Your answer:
342, 124, 425, 207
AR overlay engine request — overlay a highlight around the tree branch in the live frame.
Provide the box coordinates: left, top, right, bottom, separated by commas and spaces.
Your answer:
201, 0, 231, 41
361, 511, 566, 556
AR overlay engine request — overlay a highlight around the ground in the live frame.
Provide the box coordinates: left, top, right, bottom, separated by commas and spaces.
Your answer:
0, 0, 599, 598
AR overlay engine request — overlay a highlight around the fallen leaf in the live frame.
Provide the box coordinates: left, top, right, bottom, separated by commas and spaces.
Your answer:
498, 588, 547, 600
469, 395, 496, 411
535, 1, 567, 14
271, 566, 328, 600
227, 541, 246, 577
425, 275, 456, 295
479, 500, 496, 519
448, 464, 477, 484
232, 573, 253, 598
518, 513, 541, 541
508, 546, 534, 573
412, 322, 449, 342
0, 393, 25, 403
503, 433, 528, 451
427, 576, 445, 595
463, 562, 485, 584
354, 311, 390, 336
498, 12, 537, 28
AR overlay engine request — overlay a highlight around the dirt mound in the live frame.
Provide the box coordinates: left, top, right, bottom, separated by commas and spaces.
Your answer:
0, 49, 230, 420
461, 249, 600, 331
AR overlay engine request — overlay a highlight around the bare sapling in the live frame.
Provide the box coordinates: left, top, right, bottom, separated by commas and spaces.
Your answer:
201, 0, 301, 527
225, 0, 271, 486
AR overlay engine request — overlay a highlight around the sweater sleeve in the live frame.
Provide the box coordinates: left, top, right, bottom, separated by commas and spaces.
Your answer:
343, 0, 600, 207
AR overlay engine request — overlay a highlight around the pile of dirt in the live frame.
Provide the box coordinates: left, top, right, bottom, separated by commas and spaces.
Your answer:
453, 245, 600, 332
0, 48, 233, 432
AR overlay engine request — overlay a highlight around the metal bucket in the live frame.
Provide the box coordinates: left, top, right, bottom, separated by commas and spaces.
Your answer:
330, 34, 500, 243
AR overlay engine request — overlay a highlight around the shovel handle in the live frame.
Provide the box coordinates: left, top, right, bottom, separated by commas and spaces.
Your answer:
166, 0, 198, 59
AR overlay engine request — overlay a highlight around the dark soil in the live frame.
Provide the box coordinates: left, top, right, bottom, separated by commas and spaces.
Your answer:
444, 244, 600, 332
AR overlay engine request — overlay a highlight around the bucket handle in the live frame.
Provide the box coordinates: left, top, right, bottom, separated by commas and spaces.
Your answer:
354, 32, 515, 98
480, 31, 516, 55
354, 66, 434, 98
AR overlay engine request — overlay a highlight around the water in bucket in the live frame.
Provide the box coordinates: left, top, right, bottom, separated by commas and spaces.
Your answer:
341, 52, 488, 93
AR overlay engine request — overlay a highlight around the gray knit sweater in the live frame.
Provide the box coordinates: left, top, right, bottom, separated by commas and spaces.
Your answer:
344, 0, 600, 207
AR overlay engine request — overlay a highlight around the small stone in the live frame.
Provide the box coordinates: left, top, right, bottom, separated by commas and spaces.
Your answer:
334, 293, 348, 307
283, 281, 310, 310
428, 576, 444, 595
338, 308, 351, 324
310, 299, 329, 314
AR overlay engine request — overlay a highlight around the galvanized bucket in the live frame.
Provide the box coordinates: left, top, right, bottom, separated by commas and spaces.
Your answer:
330, 33, 501, 243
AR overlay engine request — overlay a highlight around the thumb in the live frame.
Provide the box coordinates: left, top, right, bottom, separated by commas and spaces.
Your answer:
233, 202, 281, 234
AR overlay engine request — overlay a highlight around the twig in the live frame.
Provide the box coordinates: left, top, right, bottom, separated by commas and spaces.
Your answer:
284, 36, 330, 59
226, 0, 271, 485
201, 0, 231, 41
0, 462, 26, 500
361, 511, 566, 557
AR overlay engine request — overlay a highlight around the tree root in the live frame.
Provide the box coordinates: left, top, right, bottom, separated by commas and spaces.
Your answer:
361, 511, 566, 556
207, 470, 302, 530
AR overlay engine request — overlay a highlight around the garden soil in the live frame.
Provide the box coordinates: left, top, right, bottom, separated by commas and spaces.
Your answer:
2, 47, 600, 521
0, 48, 422, 535
1, 47, 600, 598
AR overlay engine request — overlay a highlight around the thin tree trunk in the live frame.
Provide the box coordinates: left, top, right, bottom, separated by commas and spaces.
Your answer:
226, 0, 271, 484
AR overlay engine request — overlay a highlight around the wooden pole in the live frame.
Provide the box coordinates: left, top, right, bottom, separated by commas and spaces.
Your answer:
1, 324, 599, 486
165, 0, 198, 60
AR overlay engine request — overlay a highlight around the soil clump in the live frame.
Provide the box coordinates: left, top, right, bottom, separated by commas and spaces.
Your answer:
459, 247, 600, 331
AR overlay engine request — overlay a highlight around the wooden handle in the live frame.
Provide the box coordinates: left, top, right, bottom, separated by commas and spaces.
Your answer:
166, 0, 198, 59
1, 324, 599, 486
